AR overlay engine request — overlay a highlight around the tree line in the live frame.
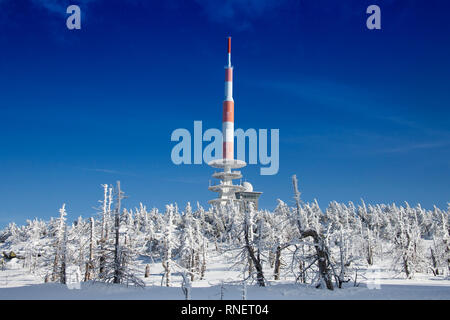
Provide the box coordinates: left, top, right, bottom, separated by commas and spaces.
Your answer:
1, 177, 448, 290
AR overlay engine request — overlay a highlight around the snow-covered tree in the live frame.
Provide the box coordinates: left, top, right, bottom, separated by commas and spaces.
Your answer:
161, 204, 177, 287
291, 175, 334, 290
97, 182, 144, 287
0, 177, 448, 291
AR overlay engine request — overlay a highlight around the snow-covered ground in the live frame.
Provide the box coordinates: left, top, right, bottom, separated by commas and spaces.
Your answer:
0, 269, 449, 299
1, 280, 449, 300
1, 246, 449, 300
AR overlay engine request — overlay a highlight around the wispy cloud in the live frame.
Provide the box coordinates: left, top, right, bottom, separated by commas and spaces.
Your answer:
254, 77, 378, 115
88, 168, 121, 174
258, 77, 450, 156
80, 167, 137, 177
256, 77, 450, 134
377, 141, 450, 154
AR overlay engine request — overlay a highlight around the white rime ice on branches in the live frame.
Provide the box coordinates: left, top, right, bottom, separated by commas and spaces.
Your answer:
0, 177, 448, 291
48, 204, 67, 284
161, 204, 177, 287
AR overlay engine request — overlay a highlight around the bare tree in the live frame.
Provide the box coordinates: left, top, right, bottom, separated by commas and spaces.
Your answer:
243, 204, 265, 287
51, 204, 67, 284
113, 181, 124, 284
84, 217, 95, 281
97, 181, 144, 287
292, 175, 334, 290
99, 184, 111, 277
161, 204, 176, 287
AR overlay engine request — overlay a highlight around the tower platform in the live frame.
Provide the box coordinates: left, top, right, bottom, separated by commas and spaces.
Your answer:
208, 159, 246, 169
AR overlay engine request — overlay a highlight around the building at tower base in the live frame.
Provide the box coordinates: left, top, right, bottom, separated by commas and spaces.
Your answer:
235, 181, 262, 211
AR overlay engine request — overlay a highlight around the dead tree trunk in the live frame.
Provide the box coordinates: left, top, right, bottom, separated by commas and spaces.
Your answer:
113, 209, 120, 284
269, 250, 275, 268
301, 229, 334, 290
51, 254, 59, 282
60, 225, 67, 284
200, 238, 206, 280
244, 225, 265, 287
273, 245, 286, 280
99, 184, 109, 278
403, 231, 412, 279
190, 250, 195, 282
248, 256, 253, 278
367, 228, 374, 265
430, 248, 439, 276
162, 260, 171, 287
113, 181, 124, 284
292, 175, 334, 290
85, 217, 95, 281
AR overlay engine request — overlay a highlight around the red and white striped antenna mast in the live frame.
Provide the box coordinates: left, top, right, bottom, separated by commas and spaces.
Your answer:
208, 37, 247, 205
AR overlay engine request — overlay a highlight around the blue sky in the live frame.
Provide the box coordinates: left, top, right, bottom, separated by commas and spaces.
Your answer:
0, 0, 449, 226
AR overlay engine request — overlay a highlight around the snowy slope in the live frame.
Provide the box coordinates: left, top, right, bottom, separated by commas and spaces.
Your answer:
1, 245, 449, 300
